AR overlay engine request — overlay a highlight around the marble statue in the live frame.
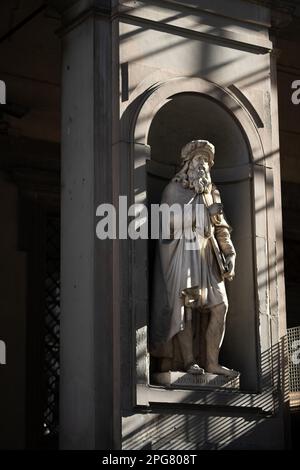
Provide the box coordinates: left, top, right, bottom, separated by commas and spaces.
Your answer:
150, 140, 237, 378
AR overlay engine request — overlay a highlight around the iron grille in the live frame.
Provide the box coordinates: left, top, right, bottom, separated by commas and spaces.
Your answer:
287, 326, 300, 393
44, 216, 60, 437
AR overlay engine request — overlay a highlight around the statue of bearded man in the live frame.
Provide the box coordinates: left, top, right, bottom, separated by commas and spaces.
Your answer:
150, 140, 237, 377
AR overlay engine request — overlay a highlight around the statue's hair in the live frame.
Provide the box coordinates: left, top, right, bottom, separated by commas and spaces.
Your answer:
173, 141, 214, 193
181, 140, 215, 166
172, 161, 190, 187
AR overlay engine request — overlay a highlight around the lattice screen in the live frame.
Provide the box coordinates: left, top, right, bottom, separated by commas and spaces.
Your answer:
287, 326, 300, 394
44, 216, 60, 437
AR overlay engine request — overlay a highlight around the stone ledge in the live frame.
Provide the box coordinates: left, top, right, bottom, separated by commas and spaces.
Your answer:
152, 371, 240, 390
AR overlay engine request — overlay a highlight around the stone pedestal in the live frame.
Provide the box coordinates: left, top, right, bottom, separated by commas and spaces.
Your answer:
152, 371, 240, 390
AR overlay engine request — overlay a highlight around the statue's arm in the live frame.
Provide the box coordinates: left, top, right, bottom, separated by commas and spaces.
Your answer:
211, 186, 236, 278
214, 224, 236, 257
210, 186, 235, 255
214, 224, 236, 279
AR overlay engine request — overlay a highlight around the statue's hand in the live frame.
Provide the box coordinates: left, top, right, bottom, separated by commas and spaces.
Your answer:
224, 254, 236, 281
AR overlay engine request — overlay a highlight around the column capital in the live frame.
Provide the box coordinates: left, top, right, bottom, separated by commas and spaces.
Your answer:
244, 0, 296, 14
47, 0, 118, 30
47, 0, 78, 13
47, 0, 116, 14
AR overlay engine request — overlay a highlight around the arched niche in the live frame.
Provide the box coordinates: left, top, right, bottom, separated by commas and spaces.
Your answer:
130, 77, 270, 403
147, 92, 256, 391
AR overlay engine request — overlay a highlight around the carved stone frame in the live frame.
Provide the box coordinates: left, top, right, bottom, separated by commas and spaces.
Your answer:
120, 75, 285, 415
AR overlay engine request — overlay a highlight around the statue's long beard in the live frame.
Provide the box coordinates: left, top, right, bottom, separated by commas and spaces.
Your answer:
186, 169, 211, 194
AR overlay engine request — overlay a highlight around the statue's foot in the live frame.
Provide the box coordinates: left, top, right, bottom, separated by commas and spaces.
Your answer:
206, 364, 239, 378
186, 363, 205, 375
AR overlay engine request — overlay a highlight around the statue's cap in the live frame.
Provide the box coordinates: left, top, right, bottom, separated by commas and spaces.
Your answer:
181, 140, 215, 166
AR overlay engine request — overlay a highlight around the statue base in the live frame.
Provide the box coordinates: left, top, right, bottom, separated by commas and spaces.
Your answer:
152, 371, 240, 390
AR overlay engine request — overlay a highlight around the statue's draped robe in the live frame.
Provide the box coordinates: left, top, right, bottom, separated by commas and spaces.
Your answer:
150, 181, 235, 365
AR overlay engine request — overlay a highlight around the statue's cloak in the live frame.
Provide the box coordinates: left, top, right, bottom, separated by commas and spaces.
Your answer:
150, 181, 230, 357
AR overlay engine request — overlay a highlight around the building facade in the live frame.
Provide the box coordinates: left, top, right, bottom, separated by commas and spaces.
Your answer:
0, 0, 299, 450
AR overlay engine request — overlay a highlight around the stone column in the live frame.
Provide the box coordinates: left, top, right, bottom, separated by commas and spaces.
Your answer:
53, 0, 120, 449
